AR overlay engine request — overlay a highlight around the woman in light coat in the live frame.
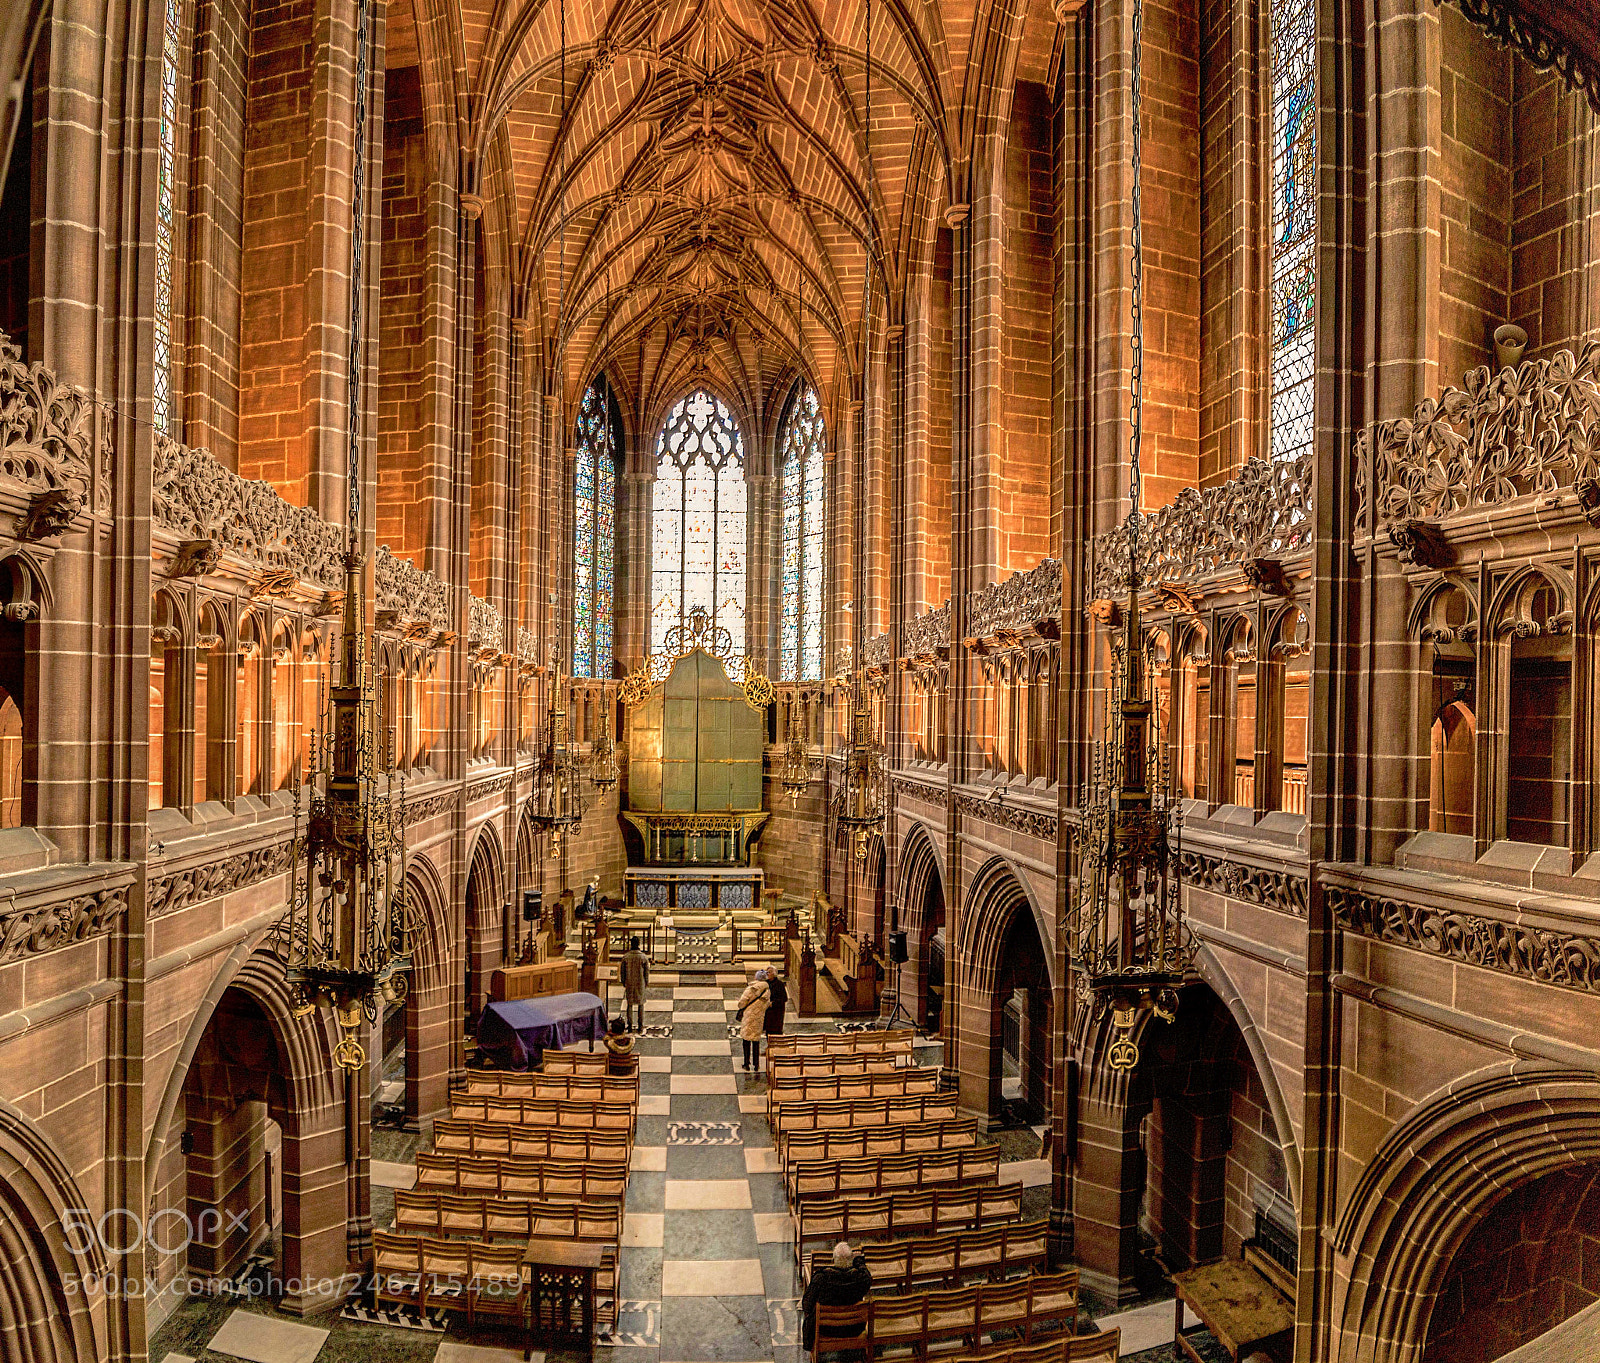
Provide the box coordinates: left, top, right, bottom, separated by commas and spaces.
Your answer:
735, 972, 771, 1071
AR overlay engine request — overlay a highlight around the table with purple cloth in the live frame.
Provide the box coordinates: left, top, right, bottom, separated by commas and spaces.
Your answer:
477, 993, 608, 1070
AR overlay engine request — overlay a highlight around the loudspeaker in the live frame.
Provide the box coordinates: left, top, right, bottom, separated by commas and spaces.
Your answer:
522, 889, 542, 922
888, 930, 908, 964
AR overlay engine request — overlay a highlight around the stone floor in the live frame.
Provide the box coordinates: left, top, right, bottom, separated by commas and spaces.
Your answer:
148, 966, 1208, 1363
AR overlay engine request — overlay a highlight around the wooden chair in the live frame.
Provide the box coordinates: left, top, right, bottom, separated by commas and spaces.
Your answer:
465, 1242, 526, 1328
419, 1236, 472, 1314
372, 1231, 423, 1314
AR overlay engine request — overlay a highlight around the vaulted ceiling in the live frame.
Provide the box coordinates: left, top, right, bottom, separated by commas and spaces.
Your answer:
398, 0, 1061, 441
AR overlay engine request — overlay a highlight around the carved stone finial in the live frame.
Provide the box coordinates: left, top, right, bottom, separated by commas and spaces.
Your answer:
16, 488, 83, 542
169, 538, 223, 578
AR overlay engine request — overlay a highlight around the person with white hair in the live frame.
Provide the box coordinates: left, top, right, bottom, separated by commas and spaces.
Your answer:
801, 1240, 872, 1353
734, 970, 771, 1071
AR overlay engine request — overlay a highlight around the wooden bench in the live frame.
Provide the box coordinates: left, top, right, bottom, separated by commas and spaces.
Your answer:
767, 1067, 941, 1117
812, 1268, 1079, 1358
788, 1146, 1001, 1203
931, 1330, 1122, 1363
786, 933, 818, 1015
772, 1092, 960, 1145
449, 1094, 636, 1139
373, 1230, 526, 1329
490, 959, 579, 1001
802, 1219, 1050, 1290
460, 1072, 638, 1104
793, 1182, 1024, 1261
768, 1027, 916, 1062
781, 1118, 980, 1168
415, 1151, 629, 1201
432, 1118, 630, 1163
820, 930, 880, 1013
1170, 1242, 1295, 1363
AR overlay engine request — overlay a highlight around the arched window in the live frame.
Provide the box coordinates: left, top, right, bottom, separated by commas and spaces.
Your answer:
573, 375, 619, 678
778, 382, 826, 680
153, 0, 183, 433
650, 390, 747, 652
1269, 0, 1315, 462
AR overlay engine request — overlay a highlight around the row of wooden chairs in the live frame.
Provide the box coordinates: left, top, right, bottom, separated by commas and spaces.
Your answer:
542, 1047, 636, 1076
433, 1117, 631, 1162
803, 1220, 1050, 1291
916, 1328, 1122, 1363
794, 1182, 1024, 1260
768, 1027, 916, 1062
415, 1150, 629, 1201
773, 1091, 959, 1142
449, 1093, 636, 1135
789, 1146, 1001, 1203
769, 1051, 911, 1080
372, 1230, 525, 1330
782, 1118, 979, 1169
768, 1067, 941, 1115
459, 1072, 638, 1103
813, 1268, 1080, 1359
393, 1190, 622, 1247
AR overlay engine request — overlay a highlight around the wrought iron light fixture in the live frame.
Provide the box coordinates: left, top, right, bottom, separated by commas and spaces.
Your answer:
779, 692, 819, 801
1065, 0, 1192, 1071
280, 0, 413, 1073
531, 665, 587, 856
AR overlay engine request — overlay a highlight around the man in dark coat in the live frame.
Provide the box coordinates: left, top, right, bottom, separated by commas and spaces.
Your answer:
801, 1241, 873, 1353
764, 967, 788, 1037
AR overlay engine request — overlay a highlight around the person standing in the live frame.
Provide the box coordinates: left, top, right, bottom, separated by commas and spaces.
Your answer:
734, 971, 771, 1071
620, 935, 649, 1031
763, 966, 788, 1039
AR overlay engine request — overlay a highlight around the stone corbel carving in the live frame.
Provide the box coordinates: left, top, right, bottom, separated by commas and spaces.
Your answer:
152, 623, 181, 647
169, 537, 223, 578
1576, 477, 1600, 528
375, 609, 401, 632
16, 487, 83, 542
3, 600, 39, 623
252, 568, 298, 598
1385, 519, 1454, 570
1243, 557, 1292, 596
1088, 599, 1120, 627
1156, 582, 1203, 613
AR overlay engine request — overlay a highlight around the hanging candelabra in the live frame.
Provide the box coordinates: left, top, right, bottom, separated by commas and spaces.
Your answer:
1064, 0, 1192, 1071
779, 692, 820, 801
829, 0, 887, 864
280, 0, 413, 1073
530, 666, 587, 856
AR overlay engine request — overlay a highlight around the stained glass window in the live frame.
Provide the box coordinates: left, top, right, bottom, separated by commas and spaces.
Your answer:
779, 382, 826, 680
573, 374, 619, 678
651, 391, 747, 654
153, 0, 182, 434
1269, 0, 1316, 462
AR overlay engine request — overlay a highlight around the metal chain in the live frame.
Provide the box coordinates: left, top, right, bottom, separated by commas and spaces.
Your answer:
1128, 0, 1145, 561
346, 0, 371, 551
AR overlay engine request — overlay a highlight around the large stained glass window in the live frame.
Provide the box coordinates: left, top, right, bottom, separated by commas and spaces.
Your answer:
153, 0, 182, 434
779, 382, 826, 680
573, 374, 619, 678
1269, 0, 1316, 462
651, 391, 747, 653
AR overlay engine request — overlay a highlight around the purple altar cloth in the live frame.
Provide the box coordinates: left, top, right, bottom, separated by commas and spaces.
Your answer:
477, 993, 608, 1071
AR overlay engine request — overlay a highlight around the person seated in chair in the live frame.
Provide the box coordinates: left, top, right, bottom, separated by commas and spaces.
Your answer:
603, 1015, 636, 1075
802, 1240, 872, 1355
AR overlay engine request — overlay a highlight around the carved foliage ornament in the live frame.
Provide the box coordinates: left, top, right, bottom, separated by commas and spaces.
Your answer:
0, 330, 107, 520
1329, 884, 1600, 995
953, 791, 1059, 841
147, 840, 299, 920
1356, 341, 1600, 533
1093, 452, 1313, 599
968, 559, 1063, 640
904, 601, 951, 658
0, 885, 130, 963
1449, 0, 1600, 114
1177, 850, 1307, 916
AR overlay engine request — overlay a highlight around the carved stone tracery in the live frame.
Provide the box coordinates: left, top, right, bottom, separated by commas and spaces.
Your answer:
0, 331, 107, 523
